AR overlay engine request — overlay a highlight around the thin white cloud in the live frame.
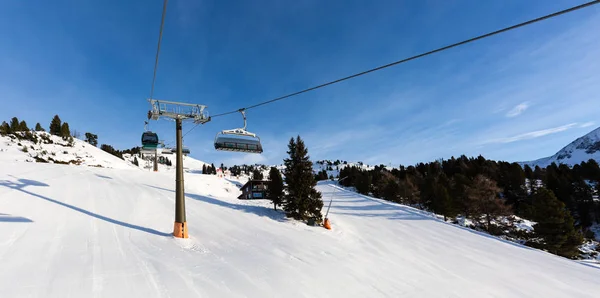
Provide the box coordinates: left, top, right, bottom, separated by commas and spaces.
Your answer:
580, 121, 595, 128
485, 123, 578, 144
506, 102, 529, 117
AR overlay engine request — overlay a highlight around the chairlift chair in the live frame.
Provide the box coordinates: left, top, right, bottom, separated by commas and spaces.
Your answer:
171, 147, 191, 155
141, 121, 159, 150
214, 110, 263, 154
141, 131, 159, 149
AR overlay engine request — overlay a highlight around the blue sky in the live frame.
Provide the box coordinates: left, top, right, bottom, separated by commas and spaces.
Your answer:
1, 0, 599, 167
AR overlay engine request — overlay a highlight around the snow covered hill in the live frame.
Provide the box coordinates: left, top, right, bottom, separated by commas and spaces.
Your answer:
520, 126, 600, 168
2, 161, 600, 297
0, 131, 211, 174
0, 131, 134, 169
123, 151, 209, 174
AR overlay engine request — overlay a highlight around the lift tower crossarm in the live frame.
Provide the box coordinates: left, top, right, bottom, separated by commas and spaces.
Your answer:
148, 99, 211, 124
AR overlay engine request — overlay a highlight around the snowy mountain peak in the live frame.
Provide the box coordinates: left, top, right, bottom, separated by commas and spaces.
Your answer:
521, 126, 600, 168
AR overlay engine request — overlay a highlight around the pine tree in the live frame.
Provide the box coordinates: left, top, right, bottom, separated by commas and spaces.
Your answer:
18, 120, 29, 131
355, 171, 371, 195
532, 188, 583, 258
524, 164, 533, 180
49, 115, 62, 135
60, 122, 71, 140
398, 177, 421, 207
572, 178, 594, 228
10, 117, 19, 132
133, 157, 139, 166
202, 164, 207, 174
381, 177, 401, 203
283, 136, 323, 221
84, 132, 98, 146
211, 163, 216, 175
266, 167, 284, 210
0, 121, 9, 135
35, 123, 44, 132
434, 184, 456, 221
252, 169, 264, 180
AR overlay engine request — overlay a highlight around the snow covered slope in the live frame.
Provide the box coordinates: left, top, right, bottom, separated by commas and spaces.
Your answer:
1, 162, 599, 297
124, 151, 209, 174
520, 126, 600, 168
0, 132, 134, 169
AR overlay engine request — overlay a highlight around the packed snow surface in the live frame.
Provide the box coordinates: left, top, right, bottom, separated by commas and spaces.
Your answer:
1, 162, 600, 297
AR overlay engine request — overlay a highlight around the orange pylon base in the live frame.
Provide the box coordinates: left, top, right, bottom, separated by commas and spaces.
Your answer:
323, 218, 332, 230
173, 221, 188, 238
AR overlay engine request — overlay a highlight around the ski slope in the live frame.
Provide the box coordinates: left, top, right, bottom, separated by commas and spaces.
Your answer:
1, 163, 600, 297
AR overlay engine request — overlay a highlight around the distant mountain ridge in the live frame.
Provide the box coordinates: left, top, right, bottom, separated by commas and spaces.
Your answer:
520, 126, 600, 168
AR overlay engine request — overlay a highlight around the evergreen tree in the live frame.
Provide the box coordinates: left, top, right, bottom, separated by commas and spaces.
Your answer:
0, 121, 9, 135
283, 136, 323, 221
49, 115, 62, 135
35, 123, 44, 132
398, 177, 421, 207
60, 122, 71, 140
252, 169, 264, 180
133, 157, 139, 166
572, 178, 594, 228
450, 174, 472, 217
19, 120, 29, 131
266, 167, 284, 210
84, 132, 98, 146
531, 188, 583, 258
202, 164, 207, 174
381, 177, 401, 203
434, 184, 456, 221
100, 144, 123, 159
10, 117, 19, 132
524, 164, 533, 180
211, 163, 217, 174
355, 171, 371, 195
221, 163, 226, 171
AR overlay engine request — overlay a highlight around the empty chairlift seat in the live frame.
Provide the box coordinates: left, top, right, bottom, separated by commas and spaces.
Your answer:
214, 109, 263, 154
171, 147, 191, 154
214, 136, 263, 153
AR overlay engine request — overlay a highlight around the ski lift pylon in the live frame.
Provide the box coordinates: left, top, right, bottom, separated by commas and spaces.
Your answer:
214, 109, 263, 154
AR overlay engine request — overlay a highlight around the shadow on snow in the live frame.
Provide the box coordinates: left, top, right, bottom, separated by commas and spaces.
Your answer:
145, 184, 287, 223
0, 178, 170, 237
0, 213, 33, 223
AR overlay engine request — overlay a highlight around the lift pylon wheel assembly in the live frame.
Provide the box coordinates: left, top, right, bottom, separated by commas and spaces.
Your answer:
147, 99, 210, 238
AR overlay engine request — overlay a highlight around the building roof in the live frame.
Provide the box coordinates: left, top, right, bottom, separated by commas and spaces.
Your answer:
239, 180, 269, 190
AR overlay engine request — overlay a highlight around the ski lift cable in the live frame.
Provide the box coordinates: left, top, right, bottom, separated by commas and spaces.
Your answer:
146, 0, 168, 132
180, 0, 600, 139
149, 0, 168, 102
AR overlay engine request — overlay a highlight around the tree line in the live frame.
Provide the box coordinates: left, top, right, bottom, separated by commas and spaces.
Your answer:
337, 155, 600, 258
